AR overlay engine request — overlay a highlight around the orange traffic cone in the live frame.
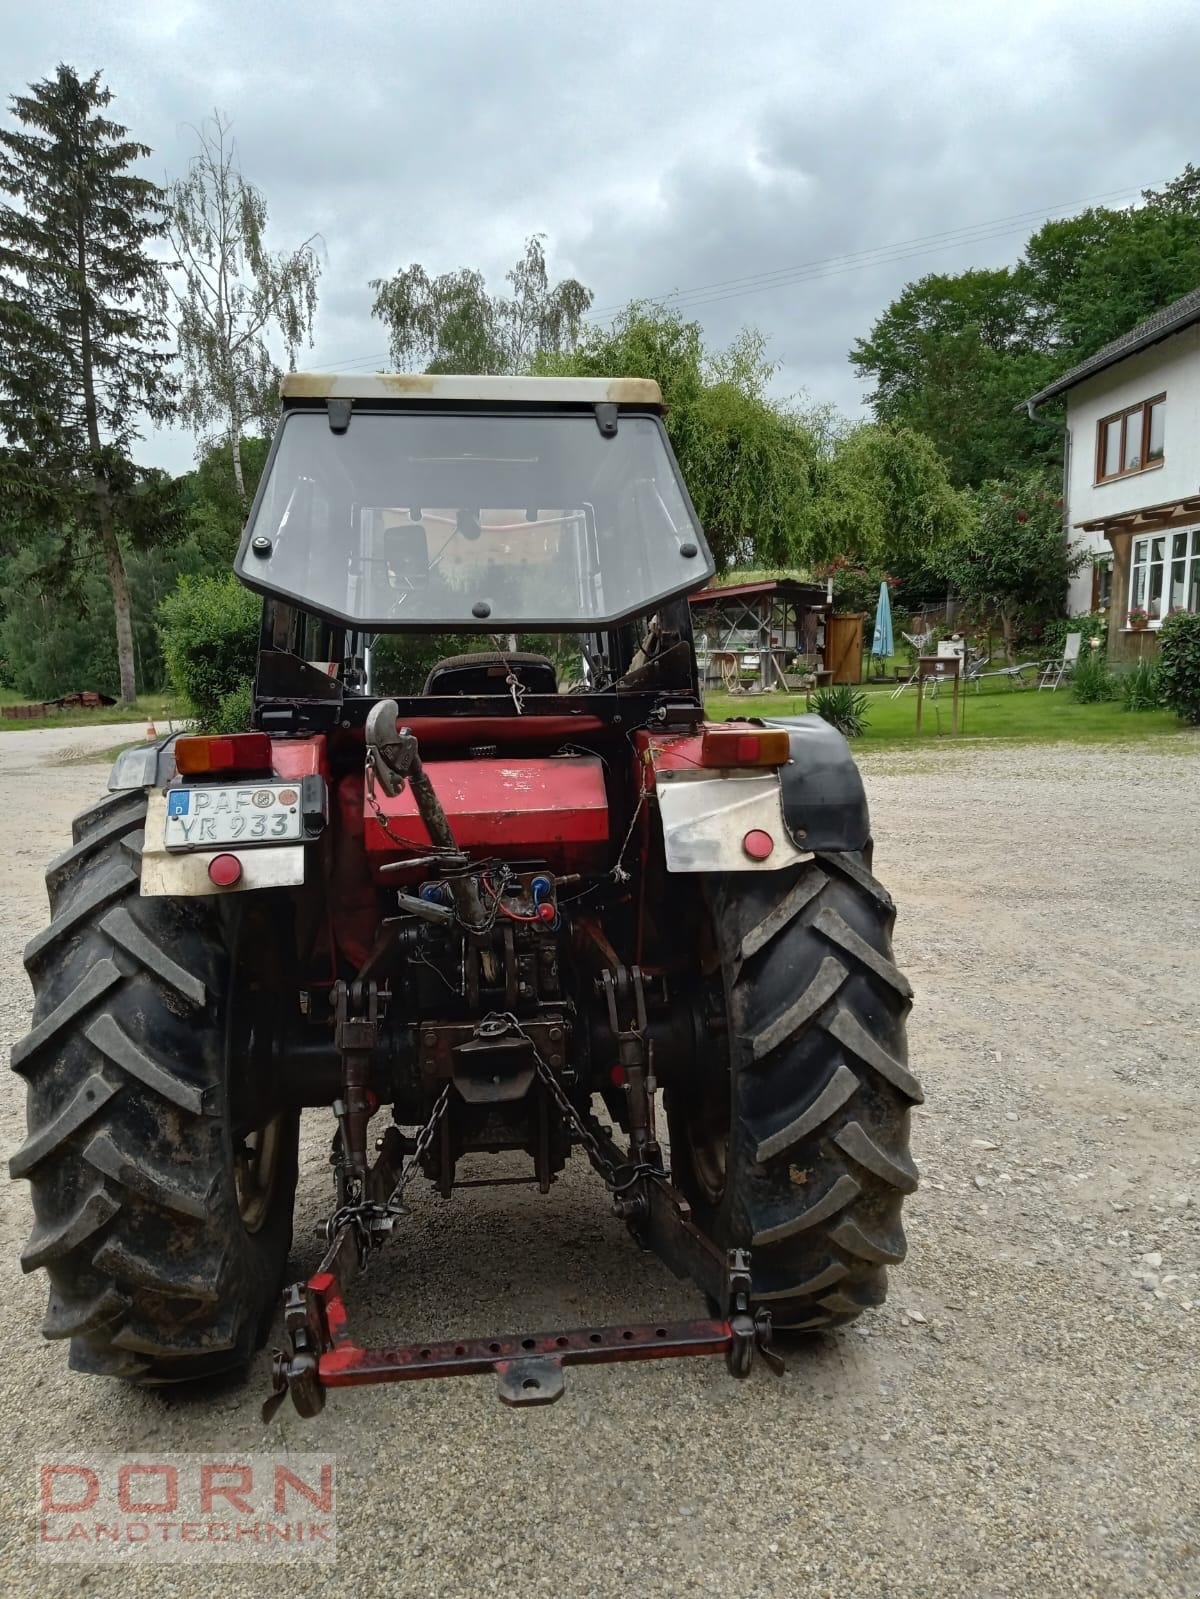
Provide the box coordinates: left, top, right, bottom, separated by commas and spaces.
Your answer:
145, 722, 157, 740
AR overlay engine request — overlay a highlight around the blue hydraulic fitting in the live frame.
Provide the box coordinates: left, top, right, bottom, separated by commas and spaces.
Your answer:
530, 874, 557, 928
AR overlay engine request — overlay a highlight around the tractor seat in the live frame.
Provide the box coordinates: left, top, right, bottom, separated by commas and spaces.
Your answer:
422, 651, 558, 697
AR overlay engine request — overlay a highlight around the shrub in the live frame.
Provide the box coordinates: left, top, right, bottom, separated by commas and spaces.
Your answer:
1040, 611, 1109, 660
824, 563, 898, 618
1158, 610, 1200, 724
209, 679, 255, 734
157, 575, 261, 722
1070, 650, 1116, 703
811, 683, 869, 738
1119, 660, 1162, 712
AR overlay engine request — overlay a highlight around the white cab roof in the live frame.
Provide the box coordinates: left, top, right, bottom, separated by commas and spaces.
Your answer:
280, 372, 664, 408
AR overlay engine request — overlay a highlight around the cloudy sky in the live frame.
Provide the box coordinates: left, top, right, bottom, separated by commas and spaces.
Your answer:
5, 0, 1198, 472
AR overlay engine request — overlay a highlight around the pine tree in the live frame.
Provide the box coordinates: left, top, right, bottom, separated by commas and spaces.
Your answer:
0, 64, 176, 703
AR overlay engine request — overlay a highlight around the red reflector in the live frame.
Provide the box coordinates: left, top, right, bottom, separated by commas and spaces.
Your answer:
742, 829, 775, 861
610, 1065, 627, 1087
176, 732, 272, 776
207, 853, 243, 887
700, 726, 790, 768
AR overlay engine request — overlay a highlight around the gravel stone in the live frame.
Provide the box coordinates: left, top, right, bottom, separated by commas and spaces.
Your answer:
1, 726, 1198, 1598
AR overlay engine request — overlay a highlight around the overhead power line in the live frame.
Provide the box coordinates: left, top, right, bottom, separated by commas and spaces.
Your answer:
307, 179, 1153, 370
581, 182, 1148, 322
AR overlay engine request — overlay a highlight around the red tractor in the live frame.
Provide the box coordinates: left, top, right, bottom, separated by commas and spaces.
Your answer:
11, 375, 918, 1415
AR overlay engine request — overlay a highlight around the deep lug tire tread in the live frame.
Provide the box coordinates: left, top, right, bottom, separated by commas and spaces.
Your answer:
10, 790, 298, 1384
670, 854, 919, 1331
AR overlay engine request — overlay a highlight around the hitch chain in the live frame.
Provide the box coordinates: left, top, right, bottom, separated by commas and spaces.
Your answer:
365, 753, 429, 855
382, 1083, 452, 1214
479, 1011, 666, 1197
325, 1083, 451, 1253
478, 1012, 784, 1381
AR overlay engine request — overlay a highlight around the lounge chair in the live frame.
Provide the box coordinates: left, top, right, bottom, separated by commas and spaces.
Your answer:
1038, 632, 1082, 692
974, 659, 1039, 690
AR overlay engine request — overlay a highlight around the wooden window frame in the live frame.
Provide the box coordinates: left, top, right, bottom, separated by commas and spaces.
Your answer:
1096, 393, 1166, 484
1090, 553, 1113, 612
1127, 525, 1200, 626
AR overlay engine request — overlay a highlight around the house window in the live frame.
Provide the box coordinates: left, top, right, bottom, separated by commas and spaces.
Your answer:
1091, 554, 1113, 611
1129, 526, 1200, 622
1097, 394, 1166, 482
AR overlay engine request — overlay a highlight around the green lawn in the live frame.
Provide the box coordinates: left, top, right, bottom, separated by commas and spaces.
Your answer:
704, 679, 1189, 749
0, 693, 181, 734
1, 679, 1188, 753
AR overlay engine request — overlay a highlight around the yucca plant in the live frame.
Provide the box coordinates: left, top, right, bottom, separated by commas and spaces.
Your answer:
811, 684, 870, 738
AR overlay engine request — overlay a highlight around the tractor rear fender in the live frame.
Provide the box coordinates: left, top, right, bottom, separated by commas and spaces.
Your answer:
107, 737, 179, 792
764, 715, 870, 853
647, 715, 868, 873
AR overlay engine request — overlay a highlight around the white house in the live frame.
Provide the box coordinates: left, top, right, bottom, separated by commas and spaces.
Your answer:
1026, 286, 1200, 666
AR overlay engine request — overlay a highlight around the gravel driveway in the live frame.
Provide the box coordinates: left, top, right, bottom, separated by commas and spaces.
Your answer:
1, 724, 1198, 1597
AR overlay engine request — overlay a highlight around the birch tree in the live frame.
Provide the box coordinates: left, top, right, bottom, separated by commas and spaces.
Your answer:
371, 235, 592, 374
169, 112, 320, 501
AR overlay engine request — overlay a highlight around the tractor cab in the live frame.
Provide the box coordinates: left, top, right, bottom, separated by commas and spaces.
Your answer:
234, 373, 715, 734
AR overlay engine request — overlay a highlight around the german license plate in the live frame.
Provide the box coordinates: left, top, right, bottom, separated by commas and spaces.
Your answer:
164, 784, 303, 850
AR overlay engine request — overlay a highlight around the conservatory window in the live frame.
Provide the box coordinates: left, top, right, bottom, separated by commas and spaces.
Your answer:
1129, 526, 1200, 623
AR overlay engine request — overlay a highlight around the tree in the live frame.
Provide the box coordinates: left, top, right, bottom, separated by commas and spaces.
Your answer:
850, 268, 1058, 486
941, 471, 1085, 658
371, 235, 592, 374
806, 422, 968, 577
169, 111, 320, 501
851, 165, 1200, 491
540, 305, 821, 570
0, 517, 206, 700
183, 432, 269, 565
542, 303, 967, 579
0, 64, 177, 702
158, 571, 262, 722
1023, 198, 1200, 364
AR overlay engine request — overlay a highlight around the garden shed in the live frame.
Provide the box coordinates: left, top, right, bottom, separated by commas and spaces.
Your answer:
688, 578, 847, 690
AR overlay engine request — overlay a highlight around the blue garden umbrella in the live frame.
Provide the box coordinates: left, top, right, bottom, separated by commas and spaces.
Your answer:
871, 581, 894, 661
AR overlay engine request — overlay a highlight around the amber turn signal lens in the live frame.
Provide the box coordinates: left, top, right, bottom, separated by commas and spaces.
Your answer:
699, 726, 790, 768
175, 732, 273, 776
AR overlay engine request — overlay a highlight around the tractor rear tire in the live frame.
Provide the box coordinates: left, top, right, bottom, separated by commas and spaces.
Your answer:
9, 789, 299, 1384
668, 851, 919, 1330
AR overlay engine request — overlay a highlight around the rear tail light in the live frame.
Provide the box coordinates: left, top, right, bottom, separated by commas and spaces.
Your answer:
699, 727, 790, 768
742, 829, 775, 860
207, 853, 243, 887
175, 732, 273, 776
